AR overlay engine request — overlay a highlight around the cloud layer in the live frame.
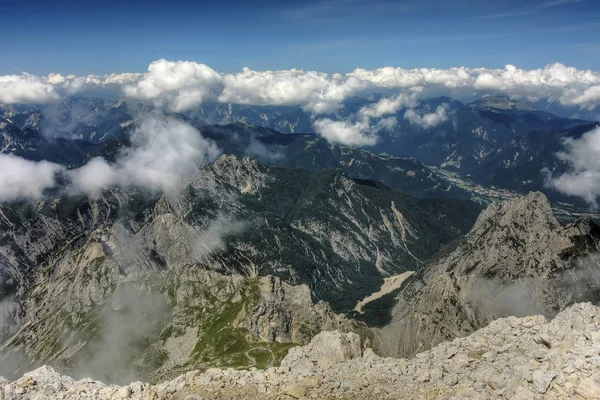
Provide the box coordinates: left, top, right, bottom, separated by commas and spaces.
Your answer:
2, 61, 600, 114
545, 126, 600, 206
2, 60, 599, 148
122, 60, 223, 112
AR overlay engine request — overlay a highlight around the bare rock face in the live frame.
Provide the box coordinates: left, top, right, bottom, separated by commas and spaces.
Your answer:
4, 302, 600, 399
241, 276, 358, 344
281, 331, 365, 370
207, 154, 269, 194
375, 191, 600, 358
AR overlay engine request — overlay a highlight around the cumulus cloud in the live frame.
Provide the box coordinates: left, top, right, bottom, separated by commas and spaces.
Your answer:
0, 74, 60, 104
67, 113, 221, 196
122, 59, 224, 112
404, 104, 450, 128
0, 72, 137, 106
544, 126, 600, 205
563, 86, 600, 110
313, 92, 421, 146
218, 67, 366, 114
2, 61, 600, 115
350, 63, 600, 109
0, 155, 65, 202
313, 118, 376, 146
358, 91, 420, 118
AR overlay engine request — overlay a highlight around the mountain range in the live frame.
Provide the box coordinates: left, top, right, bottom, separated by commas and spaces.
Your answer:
1, 93, 600, 389
1, 94, 598, 208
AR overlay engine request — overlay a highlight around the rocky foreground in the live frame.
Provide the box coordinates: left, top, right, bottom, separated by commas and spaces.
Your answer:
3, 303, 600, 399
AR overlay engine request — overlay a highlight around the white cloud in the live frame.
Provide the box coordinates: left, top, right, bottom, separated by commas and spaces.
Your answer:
219, 67, 366, 114
0, 74, 60, 104
67, 157, 118, 198
313, 92, 420, 145
562, 86, 600, 110
545, 126, 600, 205
404, 104, 449, 128
375, 116, 398, 131
313, 118, 377, 146
1, 61, 600, 114
0, 154, 65, 202
122, 59, 223, 112
67, 113, 221, 196
359, 91, 420, 118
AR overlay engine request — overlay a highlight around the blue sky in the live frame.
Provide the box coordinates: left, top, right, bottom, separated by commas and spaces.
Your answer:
1, 0, 598, 75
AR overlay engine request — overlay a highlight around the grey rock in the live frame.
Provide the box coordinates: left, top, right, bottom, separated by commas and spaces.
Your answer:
375, 192, 600, 358
532, 370, 557, 393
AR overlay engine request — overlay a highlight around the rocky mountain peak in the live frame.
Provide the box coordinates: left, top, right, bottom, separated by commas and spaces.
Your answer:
375, 192, 600, 358
472, 191, 557, 232
451, 192, 570, 280
207, 154, 269, 194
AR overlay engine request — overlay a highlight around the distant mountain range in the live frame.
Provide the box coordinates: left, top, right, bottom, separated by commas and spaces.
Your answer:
1, 94, 598, 208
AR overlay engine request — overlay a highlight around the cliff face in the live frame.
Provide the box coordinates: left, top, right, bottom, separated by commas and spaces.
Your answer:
375, 192, 600, 358
3, 302, 600, 399
0, 155, 476, 382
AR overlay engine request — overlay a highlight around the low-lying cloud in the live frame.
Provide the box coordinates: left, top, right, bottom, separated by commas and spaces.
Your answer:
313, 118, 376, 146
404, 104, 450, 128
0, 155, 65, 202
544, 126, 600, 206
67, 113, 221, 197
72, 284, 168, 384
0, 74, 61, 105
0, 114, 221, 203
469, 252, 600, 320
2, 61, 600, 115
313, 91, 426, 146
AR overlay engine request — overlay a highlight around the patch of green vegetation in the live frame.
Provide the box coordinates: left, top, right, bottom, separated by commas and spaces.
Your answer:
267, 342, 298, 367
299, 324, 319, 341
468, 349, 486, 359
244, 278, 262, 308
190, 298, 248, 366
87, 255, 109, 271
166, 277, 299, 371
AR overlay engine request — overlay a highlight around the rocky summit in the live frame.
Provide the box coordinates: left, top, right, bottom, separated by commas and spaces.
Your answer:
2, 302, 600, 399
374, 192, 600, 359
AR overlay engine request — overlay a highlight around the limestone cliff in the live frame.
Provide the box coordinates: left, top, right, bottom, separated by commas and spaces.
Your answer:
375, 192, 600, 358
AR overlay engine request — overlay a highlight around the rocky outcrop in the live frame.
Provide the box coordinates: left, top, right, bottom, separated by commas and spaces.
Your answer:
4, 302, 600, 399
207, 154, 269, 195
375, 192, 600, 358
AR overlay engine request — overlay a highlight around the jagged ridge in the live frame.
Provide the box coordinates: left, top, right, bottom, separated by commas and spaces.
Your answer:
3, 302, 600, 399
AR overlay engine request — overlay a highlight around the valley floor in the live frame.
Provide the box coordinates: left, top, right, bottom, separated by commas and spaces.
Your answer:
3, 303, 600, 399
